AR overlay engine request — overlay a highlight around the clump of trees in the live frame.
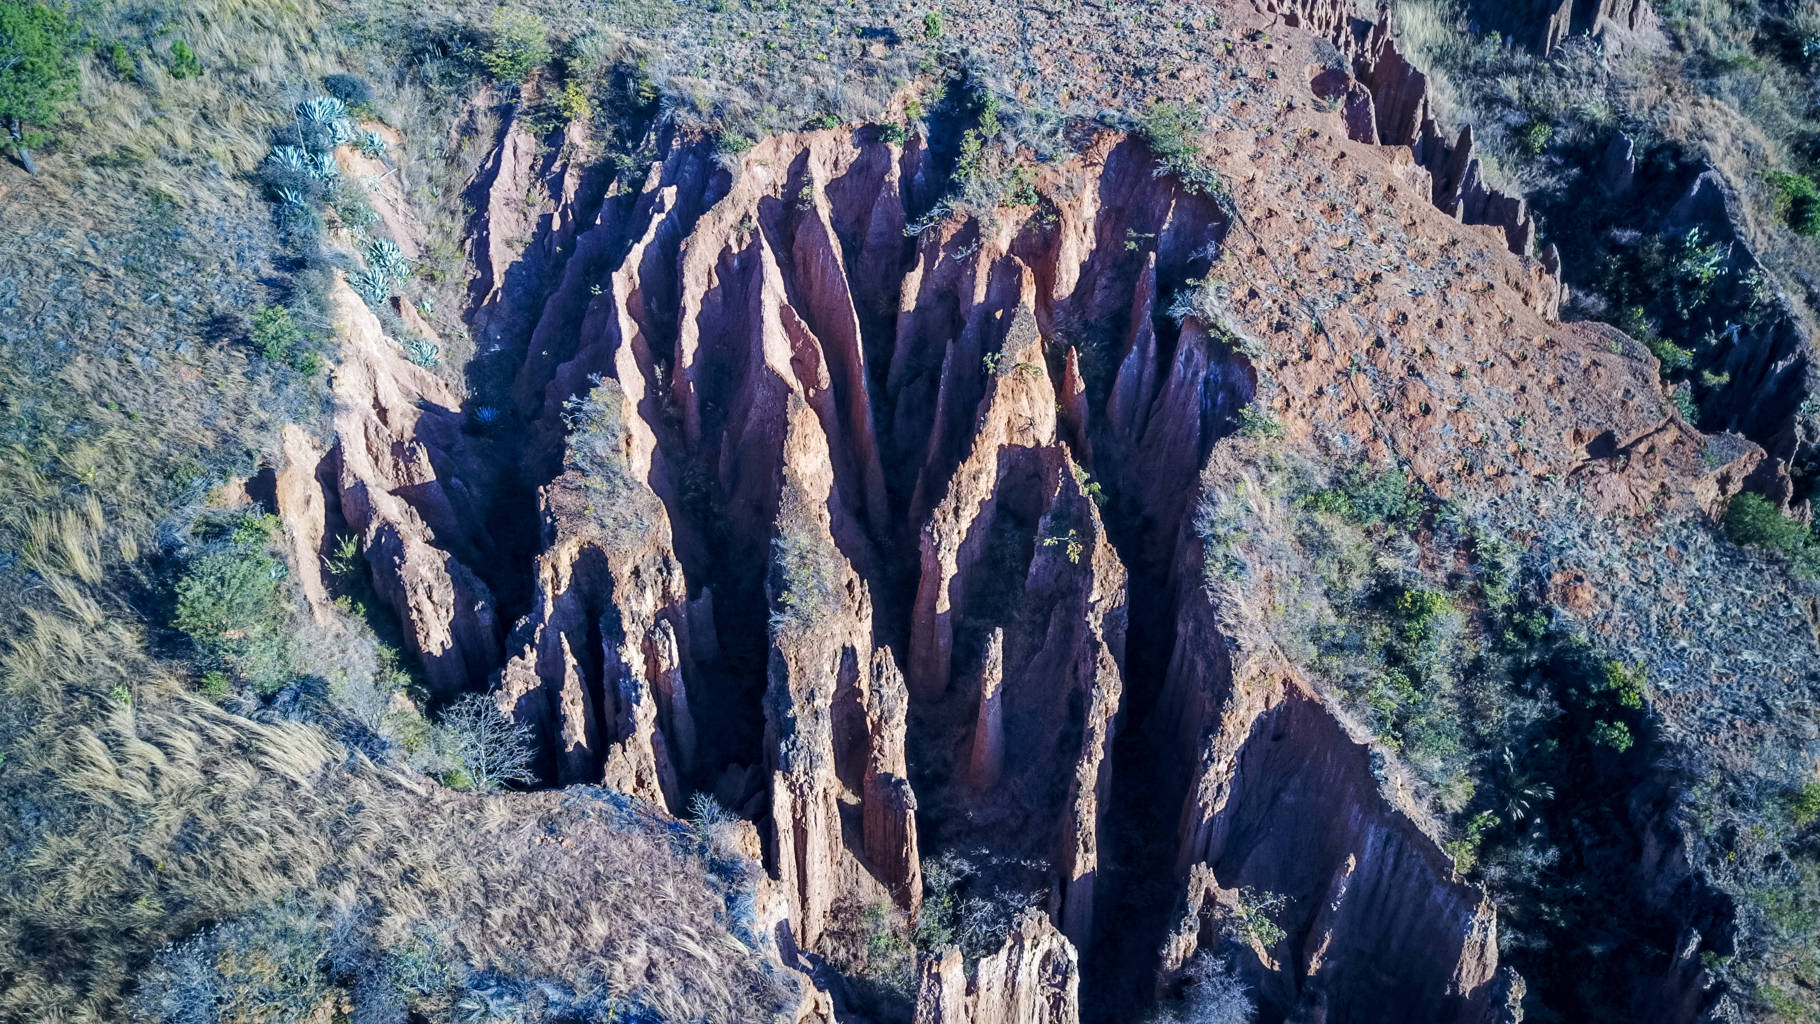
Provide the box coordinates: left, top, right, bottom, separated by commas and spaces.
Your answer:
0, 0, 79, 174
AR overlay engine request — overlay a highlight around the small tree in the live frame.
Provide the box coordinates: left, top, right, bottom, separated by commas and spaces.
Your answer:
438, 693, 535, 790
0, 0, 80, 174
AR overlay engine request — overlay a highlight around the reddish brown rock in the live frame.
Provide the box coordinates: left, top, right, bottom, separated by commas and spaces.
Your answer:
912, 911, 1081, 1024
325, 276, 500, 696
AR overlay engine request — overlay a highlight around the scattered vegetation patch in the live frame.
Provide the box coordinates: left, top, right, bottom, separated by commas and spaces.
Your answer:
913, 850, 1047, 960
1137, 100, 1224, 196
822, 898, 918, 1021
769, 502, 842, 637
564, 375, 661, 546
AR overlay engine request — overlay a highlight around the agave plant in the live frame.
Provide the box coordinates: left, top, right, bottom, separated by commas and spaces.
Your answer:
366, 238, 411, 283
308, 152, 340, 180
349, 266, 392, 305
298, 95, 350, 126
297, 96, 354, 149
402, 337, 441, 368
276, 187, 309, 208
266, 145, 312, 173
357, 130, 387, 157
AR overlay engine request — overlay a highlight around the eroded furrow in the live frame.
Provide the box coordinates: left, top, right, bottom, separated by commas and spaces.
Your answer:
288, 116, 1518, 1024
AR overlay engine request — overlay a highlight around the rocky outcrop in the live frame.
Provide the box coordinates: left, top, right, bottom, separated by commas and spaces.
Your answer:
1474, 0, 1655, 53
913, 912, 1081, 1024
323, 276, 501, 696
1270, 1, 1550, 268
425, 112, 1543, 1021
1159, 658, 1503, 1022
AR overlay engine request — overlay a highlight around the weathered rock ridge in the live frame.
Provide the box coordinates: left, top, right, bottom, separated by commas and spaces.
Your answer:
273, 111, 1539, 1023
270, 11, 1782, 1014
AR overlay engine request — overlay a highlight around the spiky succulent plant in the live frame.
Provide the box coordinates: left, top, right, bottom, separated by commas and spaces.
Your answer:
349, 266, 392, 305
266, 145, 311, 173
366, 238, 411, 283
402, 338, 441, 368
298, 95, 349, 125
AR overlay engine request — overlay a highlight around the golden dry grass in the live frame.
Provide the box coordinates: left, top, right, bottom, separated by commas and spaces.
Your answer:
0, 509, 793, 1022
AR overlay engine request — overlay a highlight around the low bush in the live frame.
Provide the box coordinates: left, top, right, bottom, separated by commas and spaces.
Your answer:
135, 900, 339, 1024
251, 305, 302, 362
482, 10, 552, 83
172, 513, 295, 695
1723, 492, 1811, 554
168, 39, 200, 79
1767, 169, 1820, 236
1516, 118, 1553, 155
323, 72, 373, 107
821, 898, 916, 1021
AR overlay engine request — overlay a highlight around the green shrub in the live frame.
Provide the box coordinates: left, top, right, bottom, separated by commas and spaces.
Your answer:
482, 10, 552, 82
1238, 404, 1284, 439
1644, 333, 1694, 372
923, 10, 944, 38
199, 670, 231, 700
1394, 587, 1453, 639
173, 514, 294, 694
1590, 720, 1634, 752
1599, 660, 1648, 710
1444, 809, 1499, 874
0, 0, 80, 170
251, 305, 302, 362
168, 39, 200, 79
1787, 782, 1820, 829
555, 79, 591, 122
1767, 169, 1820, 236
107, 41, 135, 80
1517, 119, 1553, 155
1723, 492, 1811, 555
1304, 465, 1422, 526
1670, 384, 1699, 422
1229, 887, 1289, 948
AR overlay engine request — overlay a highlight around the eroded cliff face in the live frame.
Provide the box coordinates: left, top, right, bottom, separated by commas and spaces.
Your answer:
267, 8, 1781, 1015
275, 116, 1517, 1020
1275, 0, 1815, 489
